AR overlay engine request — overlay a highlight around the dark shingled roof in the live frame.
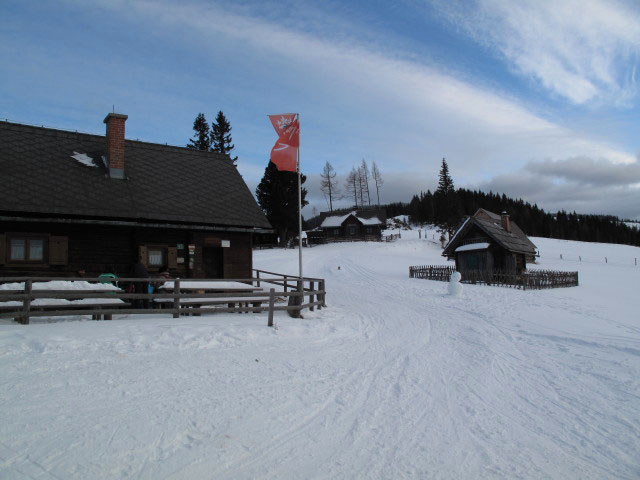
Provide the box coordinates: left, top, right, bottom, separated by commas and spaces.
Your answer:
0, 121, 271, 230
443, 208, 537, 256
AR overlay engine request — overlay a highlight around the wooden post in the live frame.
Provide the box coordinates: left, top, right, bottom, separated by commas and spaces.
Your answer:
22, 279, 32, 325
173, 278, 180, 318
256, 270, 261, 288
284, 275, 288, 292
268, 288, 275, 327
320, 279, 326, 307
309, 280, 315, 311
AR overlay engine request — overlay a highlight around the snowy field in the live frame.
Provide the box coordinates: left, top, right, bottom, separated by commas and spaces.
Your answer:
1, 230, 639, 479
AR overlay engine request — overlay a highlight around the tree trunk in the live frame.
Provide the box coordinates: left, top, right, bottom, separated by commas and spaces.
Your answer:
278, 227, 288, 247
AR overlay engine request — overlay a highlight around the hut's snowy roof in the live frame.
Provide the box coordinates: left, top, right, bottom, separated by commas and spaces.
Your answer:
320, 212, 383, 228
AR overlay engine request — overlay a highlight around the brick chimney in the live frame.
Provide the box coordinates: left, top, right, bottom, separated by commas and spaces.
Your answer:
501, 211, 511, 233
103, 113, 128, 179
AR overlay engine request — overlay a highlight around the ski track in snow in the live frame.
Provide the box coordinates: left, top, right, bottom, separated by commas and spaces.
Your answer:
0, 230, 639, 479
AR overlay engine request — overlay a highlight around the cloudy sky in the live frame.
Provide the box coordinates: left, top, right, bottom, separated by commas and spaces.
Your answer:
2, 0, 640, 219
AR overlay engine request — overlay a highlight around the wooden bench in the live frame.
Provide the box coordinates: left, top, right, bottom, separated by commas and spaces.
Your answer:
0, 301, 131, 322
154, 296, 273, 315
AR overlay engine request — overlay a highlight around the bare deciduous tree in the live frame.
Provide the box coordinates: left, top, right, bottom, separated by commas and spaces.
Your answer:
371, 161, 383, 205
320, 161, 340, 212
345, 168, 359, 207
360, 159, 371, 206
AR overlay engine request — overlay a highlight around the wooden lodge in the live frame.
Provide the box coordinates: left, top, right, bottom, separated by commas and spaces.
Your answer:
442, 208, 538, 277
0, 114, 272, 279
308, 209, 386, 244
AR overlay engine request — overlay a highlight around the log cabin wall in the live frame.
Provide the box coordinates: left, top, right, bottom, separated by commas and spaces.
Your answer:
342, 216, 361, 237
0, 221, 253, 279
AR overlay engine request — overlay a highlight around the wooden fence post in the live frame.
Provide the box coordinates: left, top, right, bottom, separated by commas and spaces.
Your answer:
309, 280, 315, 312
173, 278, 180, 319
268, 288, 275, 327
320, 280, 326, 307
22, 279, 32, 325
256, 270, 261, 288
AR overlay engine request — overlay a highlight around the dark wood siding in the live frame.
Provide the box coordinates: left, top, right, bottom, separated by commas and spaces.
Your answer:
0, 221, 254, 279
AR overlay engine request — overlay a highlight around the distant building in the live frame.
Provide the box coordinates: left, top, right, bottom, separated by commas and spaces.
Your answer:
0, 114, 272, 278
308, 209, 386, 244
442, 208, 537, 276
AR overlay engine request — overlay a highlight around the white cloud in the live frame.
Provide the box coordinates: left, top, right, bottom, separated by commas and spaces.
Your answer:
435, 0, 640, 105
48, 0, 640, 218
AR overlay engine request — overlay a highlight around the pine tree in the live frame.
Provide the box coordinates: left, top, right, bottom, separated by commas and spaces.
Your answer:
187, 113, 211, 151
437, 157, 455, 195
211, 111, 238, 165
320, 161, 340, 211
434, 157, 460, 238
256, 161, 308, 246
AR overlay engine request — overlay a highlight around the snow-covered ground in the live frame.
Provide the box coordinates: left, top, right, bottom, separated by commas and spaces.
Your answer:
1, 230, 639, 479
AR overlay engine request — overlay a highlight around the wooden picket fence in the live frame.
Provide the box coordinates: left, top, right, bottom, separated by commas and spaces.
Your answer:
409, 265, 578, 290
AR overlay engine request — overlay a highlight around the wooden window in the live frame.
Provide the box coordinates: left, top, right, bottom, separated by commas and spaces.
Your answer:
348, 225, 357, 236
148, 248, 165, 267
142, 245, 177, 270
6, 235, 48, 263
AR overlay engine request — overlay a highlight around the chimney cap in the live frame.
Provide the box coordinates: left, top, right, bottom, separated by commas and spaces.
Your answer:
501, 211, 508, 215
103, 112, 128, 124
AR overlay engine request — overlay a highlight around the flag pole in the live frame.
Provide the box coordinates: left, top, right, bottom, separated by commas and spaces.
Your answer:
297, 113, 303, 279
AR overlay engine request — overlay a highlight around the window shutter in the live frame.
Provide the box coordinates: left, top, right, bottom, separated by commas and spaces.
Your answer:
0, 235, 5, 265
49, 236, 68, 265
138, 245, 148, 267
167, 247, 178, 269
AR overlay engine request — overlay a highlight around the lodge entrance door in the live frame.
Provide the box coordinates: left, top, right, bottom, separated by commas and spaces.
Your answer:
203, 247, 224, 278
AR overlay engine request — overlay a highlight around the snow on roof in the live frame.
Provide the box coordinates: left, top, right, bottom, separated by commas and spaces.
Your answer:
455, 242, 490, 252
70, 151, 97, 168
446, 217, 471, 247
320, 211, 382, 227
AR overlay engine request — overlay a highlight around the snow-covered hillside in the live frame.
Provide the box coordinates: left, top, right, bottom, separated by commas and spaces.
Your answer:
1, 232, 639, 479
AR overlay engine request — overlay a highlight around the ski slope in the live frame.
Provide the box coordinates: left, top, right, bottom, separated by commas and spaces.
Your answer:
1, 230, 639, 479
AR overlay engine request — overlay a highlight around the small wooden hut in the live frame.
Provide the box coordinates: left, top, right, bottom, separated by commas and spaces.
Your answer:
442, 209, 537, 277
308, 209, 386, 243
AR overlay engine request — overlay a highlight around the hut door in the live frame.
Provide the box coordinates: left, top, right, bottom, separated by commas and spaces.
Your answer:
203, 247, 224, 278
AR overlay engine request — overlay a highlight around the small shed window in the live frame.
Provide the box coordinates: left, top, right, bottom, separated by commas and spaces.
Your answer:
348, 225, 357, 236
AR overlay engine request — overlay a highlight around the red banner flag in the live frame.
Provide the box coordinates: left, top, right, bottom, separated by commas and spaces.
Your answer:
268, 113, 299, 172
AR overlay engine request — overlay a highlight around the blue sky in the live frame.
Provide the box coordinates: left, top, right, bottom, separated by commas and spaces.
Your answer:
2, 0, 640, 219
